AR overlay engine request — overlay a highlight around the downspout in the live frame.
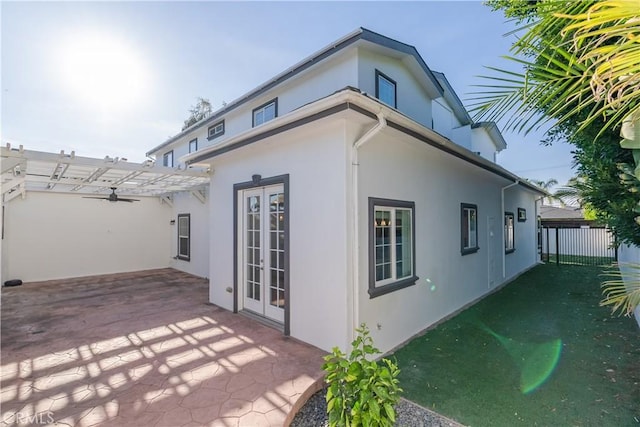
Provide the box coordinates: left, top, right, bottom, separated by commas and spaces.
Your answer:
350, 110, 387, 342
501, 180, 519, 279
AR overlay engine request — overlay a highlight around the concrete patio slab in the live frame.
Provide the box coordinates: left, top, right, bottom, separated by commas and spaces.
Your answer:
1, 269, 326, 426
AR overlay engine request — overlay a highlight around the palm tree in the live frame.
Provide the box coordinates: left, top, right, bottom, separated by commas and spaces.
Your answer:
529, 178, 561, 205
472, 0, 640, 316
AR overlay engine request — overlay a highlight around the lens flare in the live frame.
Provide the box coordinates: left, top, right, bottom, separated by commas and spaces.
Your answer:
480, 323, 562, 394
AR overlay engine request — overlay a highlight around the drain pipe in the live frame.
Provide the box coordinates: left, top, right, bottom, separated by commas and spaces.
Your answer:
350, 110, 387, 343
501, 180, 519, 279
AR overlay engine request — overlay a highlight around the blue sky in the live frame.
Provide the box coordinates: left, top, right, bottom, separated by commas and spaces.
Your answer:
1, 1, 575, 186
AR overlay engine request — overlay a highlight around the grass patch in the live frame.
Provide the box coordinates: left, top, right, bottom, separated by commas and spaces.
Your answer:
391, 264, 640, 426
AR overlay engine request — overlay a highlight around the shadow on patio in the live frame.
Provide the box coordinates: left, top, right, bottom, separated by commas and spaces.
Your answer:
1, 269, 325, 426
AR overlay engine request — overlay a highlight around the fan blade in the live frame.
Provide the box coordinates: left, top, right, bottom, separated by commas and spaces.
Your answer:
82, 196, 109, 200
118, 198, 140, 202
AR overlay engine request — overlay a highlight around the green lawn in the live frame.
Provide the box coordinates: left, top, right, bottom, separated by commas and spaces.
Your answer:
391, 264, 640, 426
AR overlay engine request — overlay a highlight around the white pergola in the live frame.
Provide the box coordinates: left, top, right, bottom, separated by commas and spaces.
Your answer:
1, 144, 211, 204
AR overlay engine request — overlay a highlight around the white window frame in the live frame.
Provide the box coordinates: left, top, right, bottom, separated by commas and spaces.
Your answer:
189, 138, 198, 153
208, 120, 225, 140
461, 203, 479, 255
252, 99, 277, 127
368, 198, 417, 298
177, 214, 190, 261
505, 212, 515, 253
163, 150, 174, 167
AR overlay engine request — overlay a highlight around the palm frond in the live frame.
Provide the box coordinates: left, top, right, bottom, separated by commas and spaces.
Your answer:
601, 262, 640, 316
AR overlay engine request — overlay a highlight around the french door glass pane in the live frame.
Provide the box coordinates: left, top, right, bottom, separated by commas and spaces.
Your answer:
268, 191, 285, 309
246, 195, 261, 302
395, 209, 412, 278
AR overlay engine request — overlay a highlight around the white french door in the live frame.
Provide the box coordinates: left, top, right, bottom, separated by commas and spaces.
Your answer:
240, 185, 285, 323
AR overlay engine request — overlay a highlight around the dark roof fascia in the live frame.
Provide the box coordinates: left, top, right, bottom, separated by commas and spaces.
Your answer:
432, 71, 472, 125
147, 27, 444, 157
186, 95, 543, 196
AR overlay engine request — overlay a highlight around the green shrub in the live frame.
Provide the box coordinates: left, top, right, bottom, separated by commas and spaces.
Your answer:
322, 323, 402, 427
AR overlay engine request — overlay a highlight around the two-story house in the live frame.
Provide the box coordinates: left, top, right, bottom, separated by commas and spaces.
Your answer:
146, 28, 544, 353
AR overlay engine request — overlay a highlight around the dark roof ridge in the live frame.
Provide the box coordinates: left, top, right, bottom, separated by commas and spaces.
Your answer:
146, 27, 444, 156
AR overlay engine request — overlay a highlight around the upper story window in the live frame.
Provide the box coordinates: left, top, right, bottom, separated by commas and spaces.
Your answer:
189, 138, 198, 153
461, 203, 479, 255
375, 70, 397, 108
368, 197, 417, 298
208, 120, 225, 140
253, 98, 277, 127
505, 212, 515, 253
163, 150, 174, 167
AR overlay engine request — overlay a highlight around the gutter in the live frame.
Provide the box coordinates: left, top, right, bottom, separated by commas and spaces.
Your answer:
350, 110, 387, 343
501, 180, 519, 278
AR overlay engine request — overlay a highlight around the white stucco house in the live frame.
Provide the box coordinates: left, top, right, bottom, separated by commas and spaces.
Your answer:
144, 28, 545, 353
2, 28, 544, 354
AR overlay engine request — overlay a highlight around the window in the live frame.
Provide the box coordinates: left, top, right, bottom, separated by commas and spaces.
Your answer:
189, 138, 197, 153
163, 150, 174, 167
207, 120, 225, 140
252, 99, 277, 127
368, 198, 417, 298
505, 212, 515, 253
461, 203, 479, 255
375, 70, 397, 108
177, 214, 190, 261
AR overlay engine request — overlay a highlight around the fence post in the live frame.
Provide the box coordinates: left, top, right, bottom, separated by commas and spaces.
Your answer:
556, 227, 560, 265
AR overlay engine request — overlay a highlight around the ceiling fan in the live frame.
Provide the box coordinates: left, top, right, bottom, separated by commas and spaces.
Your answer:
83, 187, 140, 203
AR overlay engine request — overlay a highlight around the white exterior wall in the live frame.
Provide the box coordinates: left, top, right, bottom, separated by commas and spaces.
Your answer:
357, 50, 433, 129
471, 127, 498, 162
451, 125, 472, 151
617, 243, 640, 326
206, 118, 352, 352
169, 190, 210, 278
503, 187, 540, 280
152, 49, 359, 165
355, 126, 539, 353
2, 192, 171, 283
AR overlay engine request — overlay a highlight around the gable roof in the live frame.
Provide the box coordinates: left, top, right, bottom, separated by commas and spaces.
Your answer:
472, 121, 508, 152
182, 86, 544, 196
432, 71, 472, 126
146, 27, 444, 157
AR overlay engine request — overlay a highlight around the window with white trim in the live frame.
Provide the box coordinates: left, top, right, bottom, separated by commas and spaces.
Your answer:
208, 120, 224, 140
252, 99, 277, 127
461, 203, 479, 255
369, 198, 417, 298
163, 151, 174, 167
505, 212, 515, 253
177, 214, 190, 261
375, 70, 397, 108
189, 138, 197, 153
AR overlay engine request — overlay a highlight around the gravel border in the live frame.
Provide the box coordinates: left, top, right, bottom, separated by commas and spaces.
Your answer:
291, 389, 464, 427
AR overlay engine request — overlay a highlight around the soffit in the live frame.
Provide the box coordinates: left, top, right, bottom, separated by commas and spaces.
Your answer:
1, 145, 210, 203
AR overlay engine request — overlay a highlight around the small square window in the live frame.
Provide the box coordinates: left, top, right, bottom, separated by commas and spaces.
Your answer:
517, 208, 527, 222
208, 120, 225, 140
368, 198, 417, 298
375, 70, 397, 108
505, 212, 515, 253
163, 151, 174, 167
461, 203, 479, 255
189, 138, 198, 153
253, 99, 277, 127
